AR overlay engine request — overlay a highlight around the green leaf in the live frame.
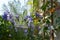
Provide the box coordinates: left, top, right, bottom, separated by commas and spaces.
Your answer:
41, 1, 50, 11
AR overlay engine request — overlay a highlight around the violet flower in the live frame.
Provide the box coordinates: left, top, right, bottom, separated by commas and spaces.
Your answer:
7, 14, 15, 25
15, 14, 19, 21
37, 26, 41, 31
35, 12, 40, 17
24, 16, 33, 23
10, 19, 15, 25
9, 14, 13, 19
24, 29, 28, 33
2, 12, 8, 20
27, 16, 33, 27
2, 10, 10, 20
35, 12, 43, 19
24, 16, 29, 20
24, 29, 28, 36
16, 15, 19, 18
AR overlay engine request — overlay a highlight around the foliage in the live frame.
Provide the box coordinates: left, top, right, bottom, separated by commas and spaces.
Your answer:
0, 16, 16, 40
0, 0, 60, 40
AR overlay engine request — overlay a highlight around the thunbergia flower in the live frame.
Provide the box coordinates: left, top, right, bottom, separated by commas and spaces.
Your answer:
24, 15, 34, 32
30, 24, 35, 32
24, 29, 28, 36
24, 16, 29, 20
27, 17, 33, 27
29, 16, 33, 21
35, 12, 43, 19
7, 14, 15, 25
7, 14, 12, 20
39, 15, 43, 19
35, 12, 40, 17
24, 29, 28, 33
37, 26, 41, 31
16, 14, 19, 18
12, 20, 15, 25
29, 17, 33, 22
2, 10, 10, 20
15, 14, 19, 21
9, 14, 13, 19
7, 14, 10, 20
2, 12, 8, 20
24, 16, 33, 23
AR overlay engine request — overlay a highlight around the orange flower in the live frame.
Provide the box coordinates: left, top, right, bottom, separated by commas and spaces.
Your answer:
49, 8, 55, 13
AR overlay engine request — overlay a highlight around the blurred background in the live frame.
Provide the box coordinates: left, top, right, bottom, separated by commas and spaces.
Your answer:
0, 0, 60, 40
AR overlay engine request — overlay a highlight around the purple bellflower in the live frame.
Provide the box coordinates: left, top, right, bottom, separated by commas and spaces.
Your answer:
24, 16, 33, 22
2, 12, 8, 20
2, 10, 10, 20
26, 16, 33, 27
37, 26, 41, 31
10, 19, 15, 25
24, 29, 28, 33
16, 15, 19, 18
15, 14, 19, 21
35, 12, 43, 19
35, 12, 40, 17
24, 29, 28, 36
24, 16, 29, 20
9, 14, 13, 19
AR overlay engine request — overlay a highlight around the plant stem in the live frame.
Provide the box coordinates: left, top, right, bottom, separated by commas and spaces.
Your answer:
50, 0, 54, 40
